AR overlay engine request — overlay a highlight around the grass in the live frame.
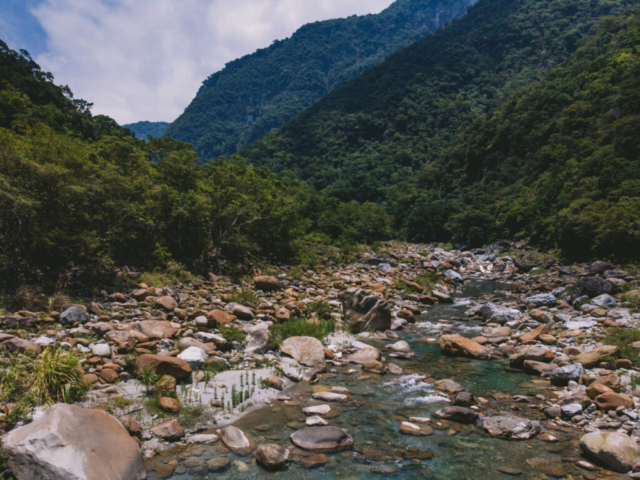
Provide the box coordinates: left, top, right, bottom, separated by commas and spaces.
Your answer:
530, 267, 549, 276
395, 271, 440, 295
179, 404, 205, 429
136, 262, 197, 288
620, 291, 640, 312
306, 300, 333, 318
112, 396, 133, 408
139, 367, 160, 395
228, 289, 259, 308
203, 358, 231, 374
603, 327, 640, 366
0, 441, 15, 480
218, 325, 247, 346
267, 317, 336, 351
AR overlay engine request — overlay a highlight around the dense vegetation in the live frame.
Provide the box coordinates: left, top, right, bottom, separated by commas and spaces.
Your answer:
0, 41, 391, 291
166, 0, 478, 159
243, 0, 640, 260
123, 121, 170, 141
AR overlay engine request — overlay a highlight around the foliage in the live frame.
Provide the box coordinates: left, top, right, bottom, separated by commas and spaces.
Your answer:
243, 0, 639, 260
267, 317, 336, 351
202, 358, 231, 374
123, 121, 170, 141
139, 367, 160, 396
306, 300, 333, 318
603, 327, 640, 366
137, 263, 197, 289
228, 289, 259, 308
218, 326, 247, 350
166, 0, 477, 159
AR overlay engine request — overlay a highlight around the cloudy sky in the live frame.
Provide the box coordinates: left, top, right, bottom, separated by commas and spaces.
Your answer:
0, 0, 395, 125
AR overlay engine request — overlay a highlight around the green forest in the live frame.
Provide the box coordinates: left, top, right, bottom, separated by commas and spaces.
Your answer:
166, 0, 477, 159
123, 121, 170, 141
0, 41, 390, 290
243, 0, 640, 260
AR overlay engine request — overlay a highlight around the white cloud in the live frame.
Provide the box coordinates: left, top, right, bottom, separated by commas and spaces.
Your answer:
31, 0, 395, 124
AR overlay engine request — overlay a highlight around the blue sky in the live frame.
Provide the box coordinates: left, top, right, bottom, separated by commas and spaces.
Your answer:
0, 0, 394, 124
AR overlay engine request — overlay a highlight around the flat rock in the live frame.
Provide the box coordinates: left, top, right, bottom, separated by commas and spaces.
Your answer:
440, 334, 490, 360
281, 336, 326, 368
290, 426, 353, 452
312, 392, 347, 402
399, 421, 434, 436
482, 415, 541, 440
136, 354, 192, 380
575, 346, 620, 368
580, 432, 640, 473
218, 426, 252, 452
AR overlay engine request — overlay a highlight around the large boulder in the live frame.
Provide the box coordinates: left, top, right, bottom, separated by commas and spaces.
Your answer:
512, 251, 555, 272
243, 322, 269, 355
2, 404, 145, 480
482, 415, 541, 440
225, 303, 255, 320
524, 293, 556, 308
344, 347, 381, 365
281, 336, 326, 368
218, 426, 252, 453
509, 346, 554, 369
105, 331, 136, 353
155, 296, 178, 311
253, 276, 281, 292
2, 337, 41, 356
480, 303, 521, 324
290, 427, 353, 452
439, 334, 490, 360
549, 363, 584, 386
580, 432, 640, 473
575, 345, 620, 368
177, 346, 207, 369
575, 276, 619, 298
136, 354, 192, 380
590, 261, 614, 274
592, 294, 618, 308
434, 406, 479, 424
341, 288, 391, 333
59, 306, 89, 325
129, 320, 177, 340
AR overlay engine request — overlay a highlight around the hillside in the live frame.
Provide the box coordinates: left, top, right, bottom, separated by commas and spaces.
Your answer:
123, 121, 170, 141
242, 0, 638, 259
166, 0, 478, 159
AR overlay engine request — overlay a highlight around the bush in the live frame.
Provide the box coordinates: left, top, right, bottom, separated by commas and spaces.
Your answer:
306, 300, 333, 318
218, 326, 247, 351
267, 318, 336, 351
227, 289, 259, 308
603, 327, 640, 366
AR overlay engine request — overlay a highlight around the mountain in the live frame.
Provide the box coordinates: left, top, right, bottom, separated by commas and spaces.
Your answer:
124, 121, 170, 141
242, 0, 638, 259
166, 0, 479, 159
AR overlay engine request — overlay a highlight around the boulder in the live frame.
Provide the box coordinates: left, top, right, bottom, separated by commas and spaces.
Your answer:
523, 360, 557, 375
549, 363, 584, 386
444, 270, 464, 283
594, 392, 634, 411
225, 303, 255, 320
482, 415, 541, 440
208, 309, 236, 325
589, 261, 614, 274
159, 397, 180, 413
253, 276, 281, 292
255, 444, 289, 470
480, 303, 521, 324
513, 251, 555, 272
130, 320, 177, 340
177, 337, 209, 352
580, 432, 640, 473
2, 337, 41, 356
59, 306, 89, 325
3, 404, 145, 480
243, 322, 269, 355
176, 346, 207, 369
509, 347, 554, 369
312, 392, 347, 402
435, 379, 464, 394
290, 427, 353, 452
591, 294, 617, 308
575, 276, 619, 298
341, 288, 391, 333
91, 343, 112, 357
434, 406, 479, 424
151, 419, 184, 441
155, 296, 178, 310
439, 334, 490, 360
105, 331, 136, 353
344, 347, 381, 365
399, 421, 434, 436
519, 325, 548, 345
451, 391, 475, 406
136, 354, 192, 380
218, 426, 252, 453
575, 346, 620, 368
525, 293, 556, 307
265, 375, 283, 391
281, 336, 326, 368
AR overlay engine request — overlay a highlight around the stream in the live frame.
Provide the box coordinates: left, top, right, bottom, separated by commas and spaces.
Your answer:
146, 280, 598, 479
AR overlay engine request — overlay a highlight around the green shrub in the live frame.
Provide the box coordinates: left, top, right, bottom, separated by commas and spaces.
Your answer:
306, 300, 333, 318
603, 327, 640, 366
228, 289, 259, 308
218, 326, 247, 352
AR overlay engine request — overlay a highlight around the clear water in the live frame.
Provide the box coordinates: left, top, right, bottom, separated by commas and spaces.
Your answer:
146, 280, 613, 479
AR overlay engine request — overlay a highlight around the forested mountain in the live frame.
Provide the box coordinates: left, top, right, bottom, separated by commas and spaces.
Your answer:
166, 0, 478, 159
123, 121, 170, 141
243, 0, 640, 259
0, 40, 390, 289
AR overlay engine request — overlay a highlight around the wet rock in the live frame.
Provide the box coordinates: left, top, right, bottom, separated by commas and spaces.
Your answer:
525, 293, 556, 307
439, 334, 490, 360
290, 426, 353, 452
218, 426, 252, 453
435, 379, 464, 394
136, 354, 192, 380
151, 419, 185, 441
434, 406, 479, 424
344, 347, 381, 365
480, 303, 521, 324
306, 416, 328, 426
302, 454, 330, 468
302, 405, 332, 416
255, 444, 289, 470
312, 392, 347, 402
523, 360, 557, 375
341, 288, 391, 333
2, 404, 145, 480
549, 363, 584, 386
388, 363, 403, 375
580, 432, 640, 473
400, 421, 434, 436
281, 336, 326, 368
575, 346, 620, 368
482, 415, 541, 440
253, 276, 281, 292
59, 306, 89, 325
451, 391, 475, 406
207, 457, 231, 472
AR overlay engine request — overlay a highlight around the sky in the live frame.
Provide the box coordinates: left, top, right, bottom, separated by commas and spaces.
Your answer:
0, 0, 395, 125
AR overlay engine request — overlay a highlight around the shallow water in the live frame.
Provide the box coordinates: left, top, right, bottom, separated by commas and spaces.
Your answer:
146, 280, 608, 480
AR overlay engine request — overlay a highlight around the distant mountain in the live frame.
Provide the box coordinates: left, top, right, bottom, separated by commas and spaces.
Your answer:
166, 0, 479, 160
242, 0, 639, 258
124, 121, 170, 141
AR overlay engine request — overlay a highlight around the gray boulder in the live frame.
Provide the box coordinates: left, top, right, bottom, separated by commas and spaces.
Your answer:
524, 293, 556, 307
480, 303, 521, 324
549, 363, 584, 386
255, 444, 289, 470
2, 404, 145, 480
590, 261, 614, 274
243, 322, 270, 355
575, 276, 619, 298
59, 306, 88, 325
591, 294, 618, 308
177, 346, 207, 369
444, 270, 464, 283
482, 415, 541, 440
290, 426, 353, 452
341, 288, 391, 333
281, 336, 326, 368
580, 432, 640, 473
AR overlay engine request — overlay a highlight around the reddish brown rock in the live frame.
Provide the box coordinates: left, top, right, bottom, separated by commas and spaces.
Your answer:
519, 325, 548, 345
439, 334, 490, 360
136, 354, 192, 380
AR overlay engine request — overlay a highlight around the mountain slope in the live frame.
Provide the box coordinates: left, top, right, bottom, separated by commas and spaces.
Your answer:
166, 0, 478, 159
124, 121, 169, 141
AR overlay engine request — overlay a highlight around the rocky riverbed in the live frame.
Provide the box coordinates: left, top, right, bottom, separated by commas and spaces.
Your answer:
2, 242, 640, 479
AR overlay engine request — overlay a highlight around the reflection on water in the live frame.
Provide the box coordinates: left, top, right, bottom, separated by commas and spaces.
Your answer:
146, 280, 611, 479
